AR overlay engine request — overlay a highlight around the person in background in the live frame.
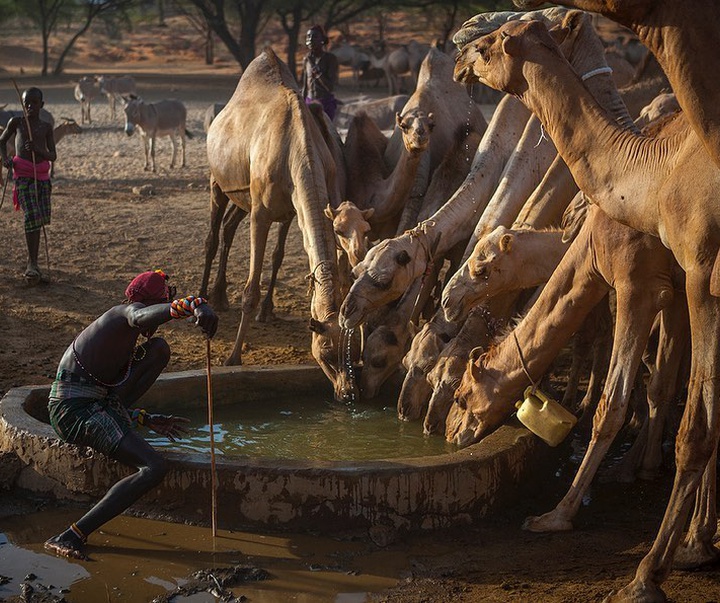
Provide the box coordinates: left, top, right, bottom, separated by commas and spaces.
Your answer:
0, 87, 56, 280
44, 270, 218, 560
301, 25, 339, 120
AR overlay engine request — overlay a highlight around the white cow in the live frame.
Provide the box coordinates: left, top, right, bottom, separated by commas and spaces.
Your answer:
97, 75, 137, 120
122, 97, 189, 172
73, 76, 99, 124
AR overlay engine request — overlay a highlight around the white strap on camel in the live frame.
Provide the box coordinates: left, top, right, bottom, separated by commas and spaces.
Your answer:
581, 66, 613, 81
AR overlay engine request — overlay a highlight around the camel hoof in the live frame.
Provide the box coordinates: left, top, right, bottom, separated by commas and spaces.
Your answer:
522, 514, 573, 533
602, 579, 667, 603
255, 308, 275, 323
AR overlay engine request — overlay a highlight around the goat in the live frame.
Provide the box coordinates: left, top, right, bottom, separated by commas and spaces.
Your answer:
97, 75, 137, 120
122, 96, 190, 172
73, 76, 99, 124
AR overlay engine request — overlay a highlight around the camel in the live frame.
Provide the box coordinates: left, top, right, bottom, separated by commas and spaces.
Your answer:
423, 305, 497, 435
204, 48, 357, 402
367, 40, 430, 96
324, 201, 373, 267
343, 109, 434, 241
453, 12, 720, 599
383, 46, 487, 177
360, 277, 423, 399
635, 92, 679, 131
334, 94, 409, 131
442, 225, 570, 323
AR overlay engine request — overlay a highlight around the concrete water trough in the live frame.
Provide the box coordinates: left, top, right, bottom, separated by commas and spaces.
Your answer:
0, 365, 547, 533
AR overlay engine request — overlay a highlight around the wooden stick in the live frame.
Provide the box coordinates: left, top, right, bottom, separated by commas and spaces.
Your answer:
206, 337, 218, 537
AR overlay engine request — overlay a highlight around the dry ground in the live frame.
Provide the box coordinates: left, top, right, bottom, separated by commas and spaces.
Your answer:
1, 16, 720, 603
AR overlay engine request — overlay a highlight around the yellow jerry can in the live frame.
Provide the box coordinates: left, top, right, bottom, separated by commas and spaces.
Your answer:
515, 386, 578, 447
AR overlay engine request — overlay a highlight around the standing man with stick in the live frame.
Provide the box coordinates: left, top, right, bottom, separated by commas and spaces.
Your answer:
0, 86, 55, 281
44, 270, 218, 560
301, 25, 339, 120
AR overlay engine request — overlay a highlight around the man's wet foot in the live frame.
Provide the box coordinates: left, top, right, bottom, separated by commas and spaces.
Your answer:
44, 533, 88, 561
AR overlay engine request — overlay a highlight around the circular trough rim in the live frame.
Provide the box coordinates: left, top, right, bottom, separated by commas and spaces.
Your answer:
0, 365, 545, 532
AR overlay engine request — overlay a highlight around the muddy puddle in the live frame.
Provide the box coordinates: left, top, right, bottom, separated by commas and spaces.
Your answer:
0, 507, 410, 602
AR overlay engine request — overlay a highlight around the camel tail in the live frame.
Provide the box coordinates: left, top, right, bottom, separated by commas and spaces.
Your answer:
711, 250, 720, 297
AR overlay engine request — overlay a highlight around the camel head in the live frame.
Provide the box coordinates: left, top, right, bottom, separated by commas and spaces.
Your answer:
445, 346, 515, 447
309, 315, 361, 403
360, 323, 408, 399
423, 354, 465, 436
339, 228, 437, 329
396, 109, 434, 155
453, 18, 570, 96
396, 314, 458, 422
442, 225, 516, 322
324, 201, 374, 267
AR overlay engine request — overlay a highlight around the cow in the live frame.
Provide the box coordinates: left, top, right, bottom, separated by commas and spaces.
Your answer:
122, 96, 190, 172
73, 76, 99, 124
96, 75, 137, 120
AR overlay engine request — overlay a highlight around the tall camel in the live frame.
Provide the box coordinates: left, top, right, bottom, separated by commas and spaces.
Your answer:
512, 0, 720, 171
453, 13, 720, 600
205, 48, 357, 402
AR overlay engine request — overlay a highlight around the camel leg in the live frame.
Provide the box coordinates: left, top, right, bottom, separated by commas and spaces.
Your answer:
256, 218, 292, 323
200, 177, 230, 303
523, 284, 658, 533
212, 202, 247, 311
225, 206, 272, 366
606, 272, 720, 603
638, 294, 690, 480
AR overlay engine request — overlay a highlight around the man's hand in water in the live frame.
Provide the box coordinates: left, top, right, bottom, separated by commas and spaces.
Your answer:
147, 414, 190, 441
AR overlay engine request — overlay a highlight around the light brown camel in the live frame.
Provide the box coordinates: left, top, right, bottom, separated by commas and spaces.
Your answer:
442, 225, 569, 322
423, 305, 496, 435
343, 109, 434, 241
383, 46, 488, 182
360, 277, 423, 399
204, 48, 357, 402
324, 201, 373, 267
453, 13, 720, 599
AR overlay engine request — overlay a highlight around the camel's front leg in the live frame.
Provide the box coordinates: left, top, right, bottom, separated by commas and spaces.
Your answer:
201, 178, 230, 300
257, 218, 292, 322
524, 284, 658, 533
605, 271, 720, 603
212, 202, 247, 311
225, 205, 272, 366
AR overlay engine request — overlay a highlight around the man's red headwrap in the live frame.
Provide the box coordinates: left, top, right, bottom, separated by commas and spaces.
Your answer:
125, 270, 170, 303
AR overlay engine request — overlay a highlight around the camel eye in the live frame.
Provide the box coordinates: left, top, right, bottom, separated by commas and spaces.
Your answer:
473, 265, 487, 279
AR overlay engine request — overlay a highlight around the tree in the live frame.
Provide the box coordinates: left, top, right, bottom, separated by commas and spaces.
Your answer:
16, 0, 134, 76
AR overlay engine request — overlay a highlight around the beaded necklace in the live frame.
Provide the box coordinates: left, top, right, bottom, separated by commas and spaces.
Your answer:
71, 337, 145, 388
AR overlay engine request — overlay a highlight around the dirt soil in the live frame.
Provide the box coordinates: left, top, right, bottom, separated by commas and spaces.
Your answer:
1, 15, 720, 603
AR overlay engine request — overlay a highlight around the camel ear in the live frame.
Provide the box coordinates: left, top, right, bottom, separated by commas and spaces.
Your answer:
499, 233, 514, 253
396, 250, 411, 266
396, 112, 403, 128
501, 31, 521, 57
308, 317, 327, 334
548, 24, 571, 46
324, 204, 336, 220
362, 207, 375, 220
467, 346, 485, 381
407, 320, 418, 338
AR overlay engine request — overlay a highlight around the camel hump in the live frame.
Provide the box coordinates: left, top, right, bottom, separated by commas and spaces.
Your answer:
710, 250, 720, 297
